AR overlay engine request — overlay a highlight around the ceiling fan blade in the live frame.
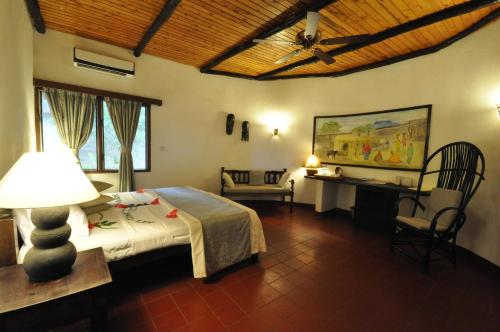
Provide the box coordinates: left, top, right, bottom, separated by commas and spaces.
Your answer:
304, 11, 320, 40
253, 39, 296, 46
275, 49, 302, 64
313, 48, 335, 65
320, 34, 371, 45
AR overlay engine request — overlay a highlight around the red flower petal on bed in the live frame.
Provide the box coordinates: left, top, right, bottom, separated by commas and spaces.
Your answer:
88, 223, 95, 230
115, 203, 129, 208
166, 209, 178, 218
136, 188, 145, 193
151, 198, 160, 205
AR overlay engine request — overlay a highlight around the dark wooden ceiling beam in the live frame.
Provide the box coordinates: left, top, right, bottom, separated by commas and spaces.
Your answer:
203, 70, 256, 80
33, 79, 163, 106
257, 0, 499, 80
134, 0, 182, 57
261, 8, 500, 81
25, 0, 46, 33
199, 0, 340, 73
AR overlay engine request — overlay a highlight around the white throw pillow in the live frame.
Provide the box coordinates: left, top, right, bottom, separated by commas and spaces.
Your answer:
14, 205, 89, 246
278, 172, 291, 188
223, 172, 235, 188
249, 170, 266, 186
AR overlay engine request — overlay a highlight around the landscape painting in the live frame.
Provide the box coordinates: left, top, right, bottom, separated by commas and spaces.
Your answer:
313, 105, 431, 171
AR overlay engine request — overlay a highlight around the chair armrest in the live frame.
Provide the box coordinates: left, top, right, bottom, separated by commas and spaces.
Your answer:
394, 196, 425, 216
429, 207, 464, 232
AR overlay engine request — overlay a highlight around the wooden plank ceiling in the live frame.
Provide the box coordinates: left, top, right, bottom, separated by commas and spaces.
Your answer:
37, 0, 499, 80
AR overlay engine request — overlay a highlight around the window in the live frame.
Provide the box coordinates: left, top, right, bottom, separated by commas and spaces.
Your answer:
37, 88, 150, 173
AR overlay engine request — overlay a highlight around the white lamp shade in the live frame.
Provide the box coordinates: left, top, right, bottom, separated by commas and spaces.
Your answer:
305, 155, 321, 168
0, 152, 100, 208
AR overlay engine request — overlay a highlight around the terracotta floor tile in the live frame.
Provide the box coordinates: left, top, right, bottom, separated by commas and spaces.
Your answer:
269, 263, 294, 276
268, 277, 296, 294
180, 299, 213, 322
295, 253, 314, 264
188, 313, 225, 332
172, 287, 202, 306
215, 303, 246, 326
261, 269, 280, 283
146, 294, 177, 318
154, 308, 187, 332
285, 271, 309, 286
53, 203, 500, 332
228, 318, 262, 332
142, 285, 170, 303
192, 282, 220, 297
164, 280, 191, 294
204, 290, 235, 311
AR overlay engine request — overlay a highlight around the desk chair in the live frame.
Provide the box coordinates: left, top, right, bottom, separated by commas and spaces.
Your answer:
390, 141, 485, 272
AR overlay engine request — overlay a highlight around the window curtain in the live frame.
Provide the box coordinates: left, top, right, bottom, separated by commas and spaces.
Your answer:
44, 88, 96, 156
105, 97, 142, 192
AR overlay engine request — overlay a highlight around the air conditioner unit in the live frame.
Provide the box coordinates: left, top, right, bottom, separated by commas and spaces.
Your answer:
73, 48, 135, 78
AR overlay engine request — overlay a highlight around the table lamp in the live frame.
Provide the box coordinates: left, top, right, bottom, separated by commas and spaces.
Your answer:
0, 152, 99, 281
305, 154, 321, 176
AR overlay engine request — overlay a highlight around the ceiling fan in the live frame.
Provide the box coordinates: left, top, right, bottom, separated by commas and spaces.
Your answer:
253, 11, 370, 65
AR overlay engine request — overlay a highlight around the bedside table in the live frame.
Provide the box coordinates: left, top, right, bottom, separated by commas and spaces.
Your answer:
0, 247, 112, 332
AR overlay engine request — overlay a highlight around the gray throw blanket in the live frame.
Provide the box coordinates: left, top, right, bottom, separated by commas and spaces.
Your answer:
154, 187, 251, 275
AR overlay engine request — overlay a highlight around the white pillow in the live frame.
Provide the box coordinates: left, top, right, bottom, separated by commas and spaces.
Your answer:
249, 170, 266, 186
223, 172, 235, 188
278, 172, 291, 188
14, 205, 89, 246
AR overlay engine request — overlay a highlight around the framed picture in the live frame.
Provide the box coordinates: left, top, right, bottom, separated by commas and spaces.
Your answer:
312, 105, 432, 171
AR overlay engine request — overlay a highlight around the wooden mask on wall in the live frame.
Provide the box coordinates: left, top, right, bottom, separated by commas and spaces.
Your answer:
226, 114, 235, 135
242, 121, 249, 141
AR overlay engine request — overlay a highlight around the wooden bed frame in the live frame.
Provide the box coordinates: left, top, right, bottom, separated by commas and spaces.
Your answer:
0, 217, 259, 278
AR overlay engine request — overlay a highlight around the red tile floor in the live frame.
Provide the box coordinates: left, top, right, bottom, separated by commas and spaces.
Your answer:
73, 203, 500, 331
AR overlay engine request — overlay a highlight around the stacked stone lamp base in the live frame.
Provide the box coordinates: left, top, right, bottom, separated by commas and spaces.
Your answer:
23, 206, 77, 282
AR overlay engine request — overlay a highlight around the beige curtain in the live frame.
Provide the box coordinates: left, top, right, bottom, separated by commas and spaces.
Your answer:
105, 97, 142, 192
44, 88, 96, 156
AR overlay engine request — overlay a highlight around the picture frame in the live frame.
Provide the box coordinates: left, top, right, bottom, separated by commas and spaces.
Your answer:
312, 105, 432, 171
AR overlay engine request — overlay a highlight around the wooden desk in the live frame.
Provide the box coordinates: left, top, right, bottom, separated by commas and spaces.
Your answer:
0, 248, 112, 332
305, 175, 428, 234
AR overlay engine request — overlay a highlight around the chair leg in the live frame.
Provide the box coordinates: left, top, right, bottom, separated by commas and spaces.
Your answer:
281, 196, 285, 206
423, 236, 433, 273
390, 221, 397, 253
451, 236, 457, 268
290, 195, 293, 213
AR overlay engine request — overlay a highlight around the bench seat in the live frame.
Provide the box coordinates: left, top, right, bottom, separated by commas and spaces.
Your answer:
224, 184, 292, 195
220, 167, 294, 212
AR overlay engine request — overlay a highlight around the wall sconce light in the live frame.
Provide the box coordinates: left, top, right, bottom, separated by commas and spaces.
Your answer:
273, 128, 279, 137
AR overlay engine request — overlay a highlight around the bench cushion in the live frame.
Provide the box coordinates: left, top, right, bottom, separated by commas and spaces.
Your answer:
225, 184, 292, 194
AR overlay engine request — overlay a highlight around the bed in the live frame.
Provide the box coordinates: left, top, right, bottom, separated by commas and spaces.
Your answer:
17, 187, 266, 278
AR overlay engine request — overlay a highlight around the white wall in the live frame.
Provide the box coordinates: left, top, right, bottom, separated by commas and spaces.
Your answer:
276, 20, 500, 266
32, 20, 500, 265
33, 30, 297, 194
0, 1, 34, 178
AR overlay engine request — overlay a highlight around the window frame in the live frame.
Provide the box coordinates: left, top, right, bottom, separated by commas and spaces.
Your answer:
35, 87, 151, 173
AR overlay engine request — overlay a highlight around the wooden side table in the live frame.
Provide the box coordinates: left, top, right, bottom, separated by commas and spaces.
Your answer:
0, 247, 112, 332
0, 217, 17, 267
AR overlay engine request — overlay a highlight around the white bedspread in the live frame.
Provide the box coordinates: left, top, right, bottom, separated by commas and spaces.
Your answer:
18, 191, 191, 264
17, 188, 267, 278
